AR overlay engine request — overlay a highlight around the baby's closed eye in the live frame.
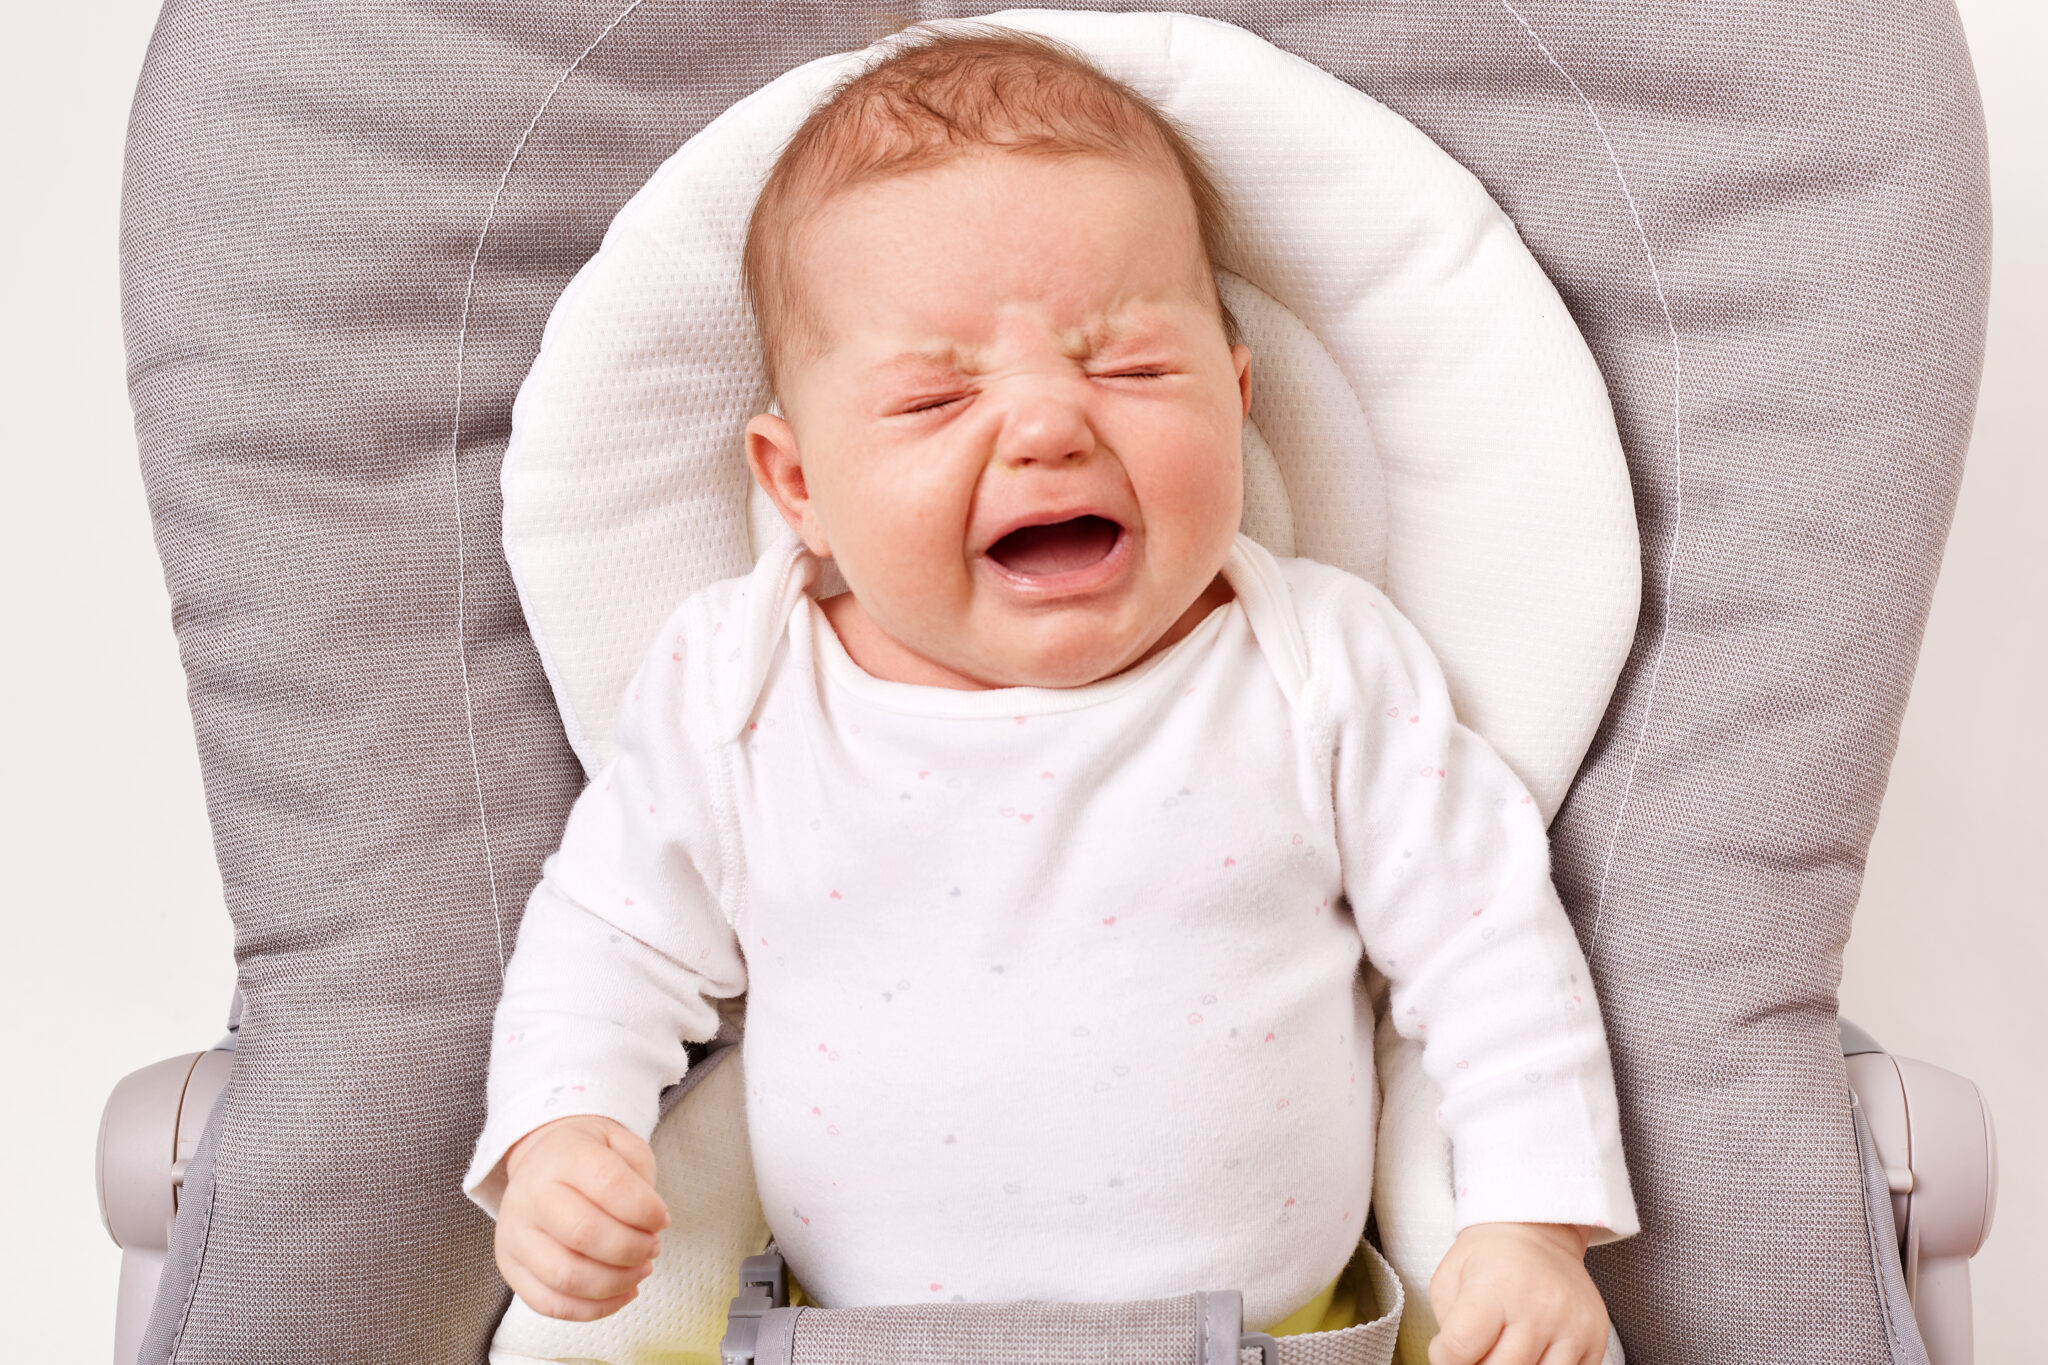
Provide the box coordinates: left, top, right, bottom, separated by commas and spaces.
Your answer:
898, 393, 970, 415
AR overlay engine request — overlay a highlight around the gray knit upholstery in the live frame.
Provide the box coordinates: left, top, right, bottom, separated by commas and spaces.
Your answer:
782, 1296, 1208, 1365
121, 1, 1986, 1361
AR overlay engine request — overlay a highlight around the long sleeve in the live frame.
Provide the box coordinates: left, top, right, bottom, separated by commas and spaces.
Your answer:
463, 599, 750, 1215
1313, 569, 1638, 1241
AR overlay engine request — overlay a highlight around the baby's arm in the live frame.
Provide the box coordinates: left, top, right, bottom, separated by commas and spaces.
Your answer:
473, 867, 737, 1319
466, 604, 748, 1318
1311, 569, 1633, 1359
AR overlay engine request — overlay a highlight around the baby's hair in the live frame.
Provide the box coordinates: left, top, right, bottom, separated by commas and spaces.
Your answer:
743, 26, 1238, 394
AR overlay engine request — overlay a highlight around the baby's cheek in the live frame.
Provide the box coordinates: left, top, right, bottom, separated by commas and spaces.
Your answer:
1151, 452, 1242, 552
817, 473, 922, 573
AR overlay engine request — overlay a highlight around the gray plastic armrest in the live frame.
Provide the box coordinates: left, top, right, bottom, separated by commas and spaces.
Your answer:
1841, 1023, 1997, 1365
99, 1045, 233, 1365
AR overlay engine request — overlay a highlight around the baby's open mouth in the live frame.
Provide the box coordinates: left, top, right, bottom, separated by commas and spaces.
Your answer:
985, 515, 1124, 577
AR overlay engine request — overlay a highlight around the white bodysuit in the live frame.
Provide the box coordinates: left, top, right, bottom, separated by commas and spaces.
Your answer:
467, 533, 1637, 1330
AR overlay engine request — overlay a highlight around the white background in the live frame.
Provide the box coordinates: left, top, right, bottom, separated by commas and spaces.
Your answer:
1, 3, 2038, 1360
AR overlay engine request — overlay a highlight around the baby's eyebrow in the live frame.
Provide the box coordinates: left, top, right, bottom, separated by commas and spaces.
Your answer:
865, 317, 1169, 380
1061, 316, 1167, 357
869, 345, 980, 379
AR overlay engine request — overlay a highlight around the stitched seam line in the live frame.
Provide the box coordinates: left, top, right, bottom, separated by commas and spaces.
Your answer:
451, 0, 649, 973
1495, 1, 1686, 955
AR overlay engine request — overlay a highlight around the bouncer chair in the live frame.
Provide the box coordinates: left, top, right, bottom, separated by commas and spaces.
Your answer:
96, 3, 1997, 1363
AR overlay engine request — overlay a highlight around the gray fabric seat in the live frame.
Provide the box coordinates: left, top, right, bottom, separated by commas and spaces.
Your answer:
118, 2, 1988, 1361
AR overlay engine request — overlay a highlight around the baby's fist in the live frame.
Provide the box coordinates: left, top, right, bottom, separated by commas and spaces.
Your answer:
495, 1114, 671, 1321
1427, 1223, 1607, 1365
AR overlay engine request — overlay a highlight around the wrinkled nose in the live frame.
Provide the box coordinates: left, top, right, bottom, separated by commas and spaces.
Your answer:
993, 384, 1094, 469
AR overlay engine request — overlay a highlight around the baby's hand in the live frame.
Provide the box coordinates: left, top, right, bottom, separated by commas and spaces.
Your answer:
1427, 1223, 1608, 1365
494, 1115, 671, 1321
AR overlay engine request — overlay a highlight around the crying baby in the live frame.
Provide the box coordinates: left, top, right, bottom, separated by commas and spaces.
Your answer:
468, 27, 1636, 1365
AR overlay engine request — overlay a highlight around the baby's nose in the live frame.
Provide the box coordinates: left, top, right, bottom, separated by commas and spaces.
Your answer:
993, 387, 1094, 468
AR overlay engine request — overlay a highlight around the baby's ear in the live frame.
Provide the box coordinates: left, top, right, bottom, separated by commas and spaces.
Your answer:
745, 412, 831, 557
1232, 344, 1253, 421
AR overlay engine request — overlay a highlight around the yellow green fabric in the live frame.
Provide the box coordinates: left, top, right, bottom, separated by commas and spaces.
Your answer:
1266, 1242, 1372, 1337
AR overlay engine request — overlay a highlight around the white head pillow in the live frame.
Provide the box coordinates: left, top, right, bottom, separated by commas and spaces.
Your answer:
502, 8, 1639, 821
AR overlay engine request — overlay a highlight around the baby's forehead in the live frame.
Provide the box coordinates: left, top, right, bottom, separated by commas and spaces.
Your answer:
763, 147, 1223, 392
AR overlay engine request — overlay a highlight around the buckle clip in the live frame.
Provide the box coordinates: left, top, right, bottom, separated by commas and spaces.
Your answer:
719, 1249, 789, 1364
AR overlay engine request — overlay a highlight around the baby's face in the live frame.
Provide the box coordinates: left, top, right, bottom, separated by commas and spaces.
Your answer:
747, 150, 1250, 690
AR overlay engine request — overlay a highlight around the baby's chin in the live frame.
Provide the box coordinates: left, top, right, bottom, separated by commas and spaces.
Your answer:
832, 614, 1148, 691
941, 615, 1182, 690
828, 578, 1210, 691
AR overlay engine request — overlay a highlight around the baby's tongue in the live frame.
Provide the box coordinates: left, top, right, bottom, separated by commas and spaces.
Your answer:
987, 516, 1120, 576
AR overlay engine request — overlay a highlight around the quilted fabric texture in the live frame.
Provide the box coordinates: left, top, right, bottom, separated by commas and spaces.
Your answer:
121, 2, 1985, 1364
502, 9, 1640, 824
489, 1048, 770, 1365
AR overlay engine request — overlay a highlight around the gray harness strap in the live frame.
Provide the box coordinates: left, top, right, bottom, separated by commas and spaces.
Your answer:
1261, 1242, 1403, 1365
726, 1243, 1404, 1365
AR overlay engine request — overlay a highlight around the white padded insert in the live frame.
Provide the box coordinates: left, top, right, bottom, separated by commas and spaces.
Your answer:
495, 13, 1640, 1362
503, 7, 1639, 821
